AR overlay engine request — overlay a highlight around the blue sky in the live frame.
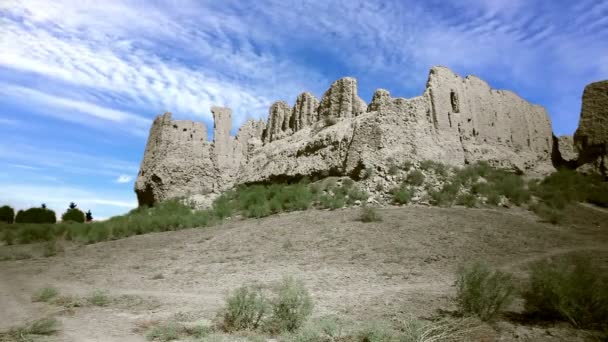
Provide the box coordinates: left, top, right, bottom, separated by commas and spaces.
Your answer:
1, 0, 607, 219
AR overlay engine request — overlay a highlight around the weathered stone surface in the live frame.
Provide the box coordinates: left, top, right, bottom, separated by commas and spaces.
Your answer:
292, 92, 320, 131
574, 80, 608, 175
554, 135, 578, 164
135, 112, 216, 206
318, 77, 366, 120
136, 67, 557, 206
263, 101, 292, 143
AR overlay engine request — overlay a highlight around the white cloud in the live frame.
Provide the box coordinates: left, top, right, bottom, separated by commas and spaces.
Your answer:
0, 142, 139, 177
116, 174, 134, 183
0, 0, 329, 130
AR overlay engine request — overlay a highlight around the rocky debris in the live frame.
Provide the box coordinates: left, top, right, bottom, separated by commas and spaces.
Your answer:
318, 77, 366, 121
574, 80, 608, 176
292, 92, 320, 132
135, 66, 558, 206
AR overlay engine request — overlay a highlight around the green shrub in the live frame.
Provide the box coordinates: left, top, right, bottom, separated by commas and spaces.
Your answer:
221, 285, 268, 332
16, 223, 55, 243
356, 321, 395, 342
319, 193, 345, 210
346, 186, 369, 204
523, 256, 608, 328
406, 170, 425, 186
494, 174, 530, 205
358, 206, 382, 223
32, 287, 59, 302
534, 169, 600, 209
87, 290, 111, 306
2, 317, 60, 339
266, 276, 313, 333
456, 193, 477, 208
15, 207, 56, 223
146, 322, 181, 341
388, 163, 400, 175
419, 160, 448, 178
402, 160, 414, 171
62, 208, 85, 223
429, 182, 460, 207
392, 186, 412, 205
587, 183, 608, 207
531, 203, 563, 224
212, 194, 234, 219
455, 263, 515, 321
0, 205, 14, 224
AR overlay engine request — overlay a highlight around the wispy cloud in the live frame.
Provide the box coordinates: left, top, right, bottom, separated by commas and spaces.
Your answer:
0, 84, 150, 135
116, 174, 134, 184
0, 142, 138, 178
7, 163, 40, 170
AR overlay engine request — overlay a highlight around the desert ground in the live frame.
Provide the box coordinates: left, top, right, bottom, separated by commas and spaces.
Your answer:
1, 204, 607, 341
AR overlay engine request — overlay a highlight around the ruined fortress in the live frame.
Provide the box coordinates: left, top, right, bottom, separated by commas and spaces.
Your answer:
135, 66, 607, 206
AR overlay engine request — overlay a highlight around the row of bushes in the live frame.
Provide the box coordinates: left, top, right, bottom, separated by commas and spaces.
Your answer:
0, 179, 369, 245
456, 256, 607, 329
390, 161, 607, 223
140, 255, 606, 341
0, 203, 92, 224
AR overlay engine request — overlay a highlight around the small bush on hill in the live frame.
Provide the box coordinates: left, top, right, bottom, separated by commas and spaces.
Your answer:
62, 202, 85, 223
523, 256, 608, 329
429, 182, 460, 207
530, 203, 563, 224
0, 205, 14, 224
455, 262, 515, 321
587, 182, 608, 207
456, 193, 477, 208
406, 170, 425, 186
266, 276, 314, 333
1, 318, 60, 340
392, 185, 412, 205
221, 285, 268, 332
32, 287, 59, 302
87, 290, 111, 306
15, 207, 56, 223
356, 321, 395, 342
419, 160, 449, 178
358, 206, 382, 222
534, 169, 602, 209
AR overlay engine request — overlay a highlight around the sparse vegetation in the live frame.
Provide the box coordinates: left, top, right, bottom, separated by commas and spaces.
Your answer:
523, 256, 608, 329
358, 206, 382, 222
221, 285, 268, 332
32, 286, 59, 302
419, 160, 449, 178
0, 317, 60, 340
87, 290, 111, 306
219, 276, 313, 334
455, 263, 515, 321
266, 277, 314, 333
392, 185, 412, 205
145, 321, 210, 341
406, 170, 425, 186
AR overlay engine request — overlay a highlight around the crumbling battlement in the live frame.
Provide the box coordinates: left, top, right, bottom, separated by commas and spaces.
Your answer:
135, 66, 558, 206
